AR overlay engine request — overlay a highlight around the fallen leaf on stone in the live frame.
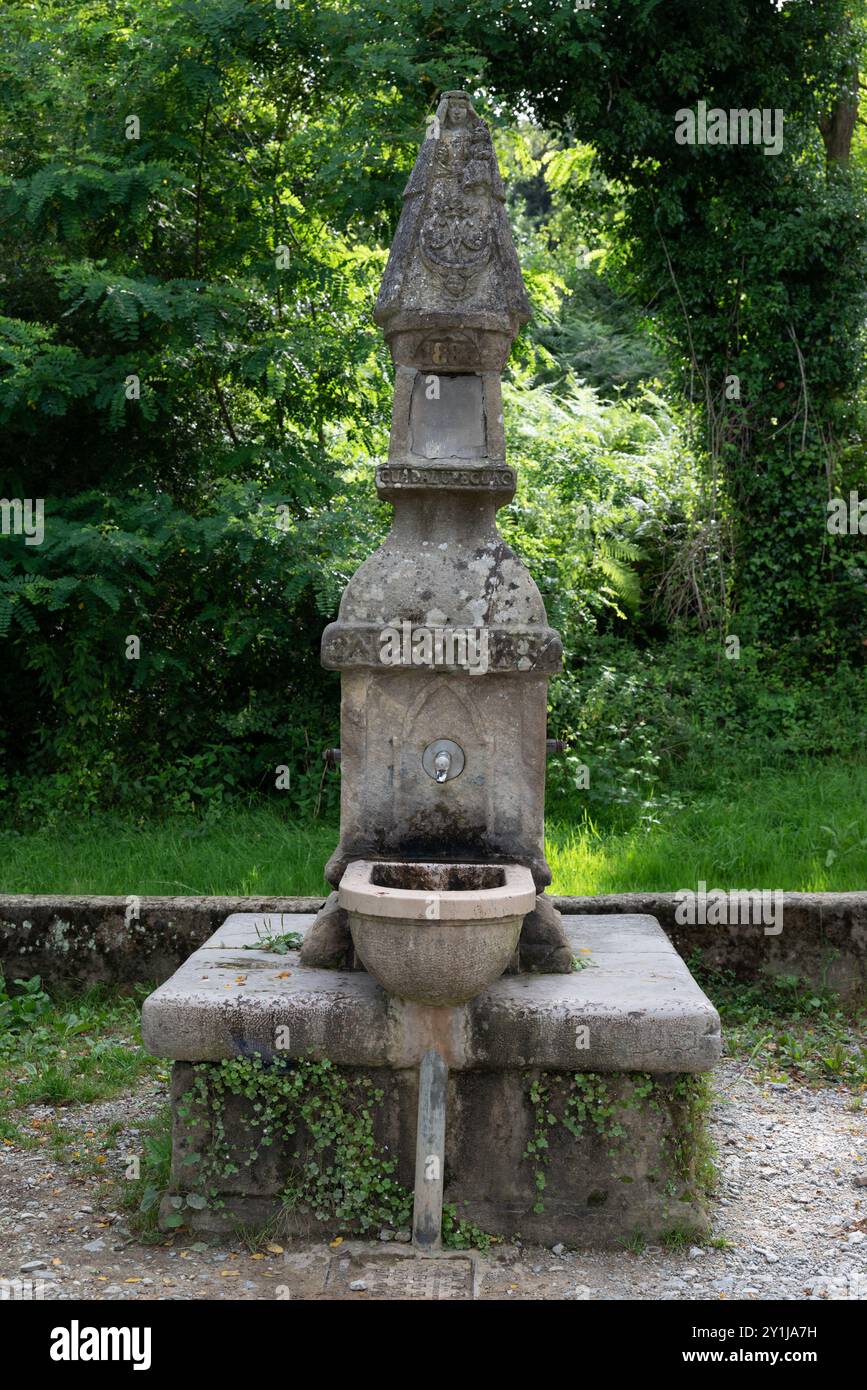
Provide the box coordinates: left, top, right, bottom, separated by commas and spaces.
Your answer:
266, 1244, 284, 1254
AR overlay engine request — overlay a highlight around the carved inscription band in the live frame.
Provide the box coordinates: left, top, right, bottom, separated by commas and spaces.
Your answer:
377, 465, 515, 490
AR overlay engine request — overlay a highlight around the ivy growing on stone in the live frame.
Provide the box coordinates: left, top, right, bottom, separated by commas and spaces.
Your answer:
176, 1055, 413, 1233
172, 1053, 493, 1248
524, 1071, 715, 1216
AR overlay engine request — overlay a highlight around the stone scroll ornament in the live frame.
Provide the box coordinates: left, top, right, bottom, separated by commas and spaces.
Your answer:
304, 91, 573, 975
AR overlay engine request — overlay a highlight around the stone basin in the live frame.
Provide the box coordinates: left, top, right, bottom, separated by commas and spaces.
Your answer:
338, 859, 536, 1006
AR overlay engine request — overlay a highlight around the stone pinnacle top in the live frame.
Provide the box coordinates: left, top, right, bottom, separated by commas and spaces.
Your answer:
374, 90, 531, 349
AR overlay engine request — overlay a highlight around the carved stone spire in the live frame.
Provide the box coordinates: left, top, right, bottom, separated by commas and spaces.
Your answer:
375, 91, 531, 366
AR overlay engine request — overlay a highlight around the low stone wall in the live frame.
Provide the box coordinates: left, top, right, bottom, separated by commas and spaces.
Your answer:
1, 892, 865, 997
0, 896, 321, 988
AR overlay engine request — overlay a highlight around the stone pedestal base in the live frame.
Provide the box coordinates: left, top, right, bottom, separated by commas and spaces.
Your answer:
161, 1059, 714, 1245
143, 913, 721, 1248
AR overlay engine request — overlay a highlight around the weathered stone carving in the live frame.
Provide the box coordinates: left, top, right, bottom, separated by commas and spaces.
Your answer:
140, 91, 722, 1250
419, 194, 492, 298
375, 90, 531, 369
376, 465, 516, 491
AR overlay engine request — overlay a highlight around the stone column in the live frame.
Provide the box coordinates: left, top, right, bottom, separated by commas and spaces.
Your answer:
308, 91, 571, 972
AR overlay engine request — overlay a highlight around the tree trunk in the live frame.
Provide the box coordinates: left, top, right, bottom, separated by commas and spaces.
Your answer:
819, 70, 859, 164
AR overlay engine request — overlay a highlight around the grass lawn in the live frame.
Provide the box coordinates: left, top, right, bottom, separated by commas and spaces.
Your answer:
548, 758, 867, 894
1, 756, 865, 896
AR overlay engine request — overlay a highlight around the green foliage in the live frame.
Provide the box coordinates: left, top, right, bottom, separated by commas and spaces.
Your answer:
1, 336, 701, 819
0, 0, 423, 817
547, 755, 867, 894
177, 1055, 414, 1235
546, 634, 867, 828
0, 485, 360, 820
1, 0, 865, 818
665, 1075, 717, 1196
243, 924, 305, 954
125, 1110, 175, 1237
660, 1226, 707, 1252
401, 0, 867, 644
0, 807, 336, 894
0, 976, 158, 1141
3, 750, 867, 895
690, 959, 867, 1088
501, 378, 698, 642
0, 974, 55, 1040
103, 1051, 499, 1247
439, 1204, 496, 1251
524, 1071, 715, 1215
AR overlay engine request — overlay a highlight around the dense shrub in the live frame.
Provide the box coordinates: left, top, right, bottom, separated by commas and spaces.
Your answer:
547, 635, 867, 829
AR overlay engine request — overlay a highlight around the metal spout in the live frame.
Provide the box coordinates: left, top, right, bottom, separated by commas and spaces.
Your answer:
433, 750, 451, 783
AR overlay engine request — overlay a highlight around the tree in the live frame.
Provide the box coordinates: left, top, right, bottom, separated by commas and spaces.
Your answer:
396, 0, 867, 650
0, 0, 438, 811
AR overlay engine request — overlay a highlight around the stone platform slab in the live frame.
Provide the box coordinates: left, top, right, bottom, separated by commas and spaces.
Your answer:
141, 912, 721, 1073
144, 913, 721, 1245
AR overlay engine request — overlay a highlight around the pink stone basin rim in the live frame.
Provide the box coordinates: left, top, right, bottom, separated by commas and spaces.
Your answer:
339, 859, 537, 1004
338, 860, 536, 922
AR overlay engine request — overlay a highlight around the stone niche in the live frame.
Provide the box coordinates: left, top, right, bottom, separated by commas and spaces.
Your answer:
409, 372, 486, 459
390, 364, 506, 467
332, 669, 549, 885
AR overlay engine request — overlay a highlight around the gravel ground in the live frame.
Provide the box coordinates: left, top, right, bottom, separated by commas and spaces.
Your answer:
0, 1059, 864, 1301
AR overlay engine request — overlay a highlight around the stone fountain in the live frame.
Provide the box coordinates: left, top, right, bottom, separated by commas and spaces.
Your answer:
142, 94, 721, 1255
